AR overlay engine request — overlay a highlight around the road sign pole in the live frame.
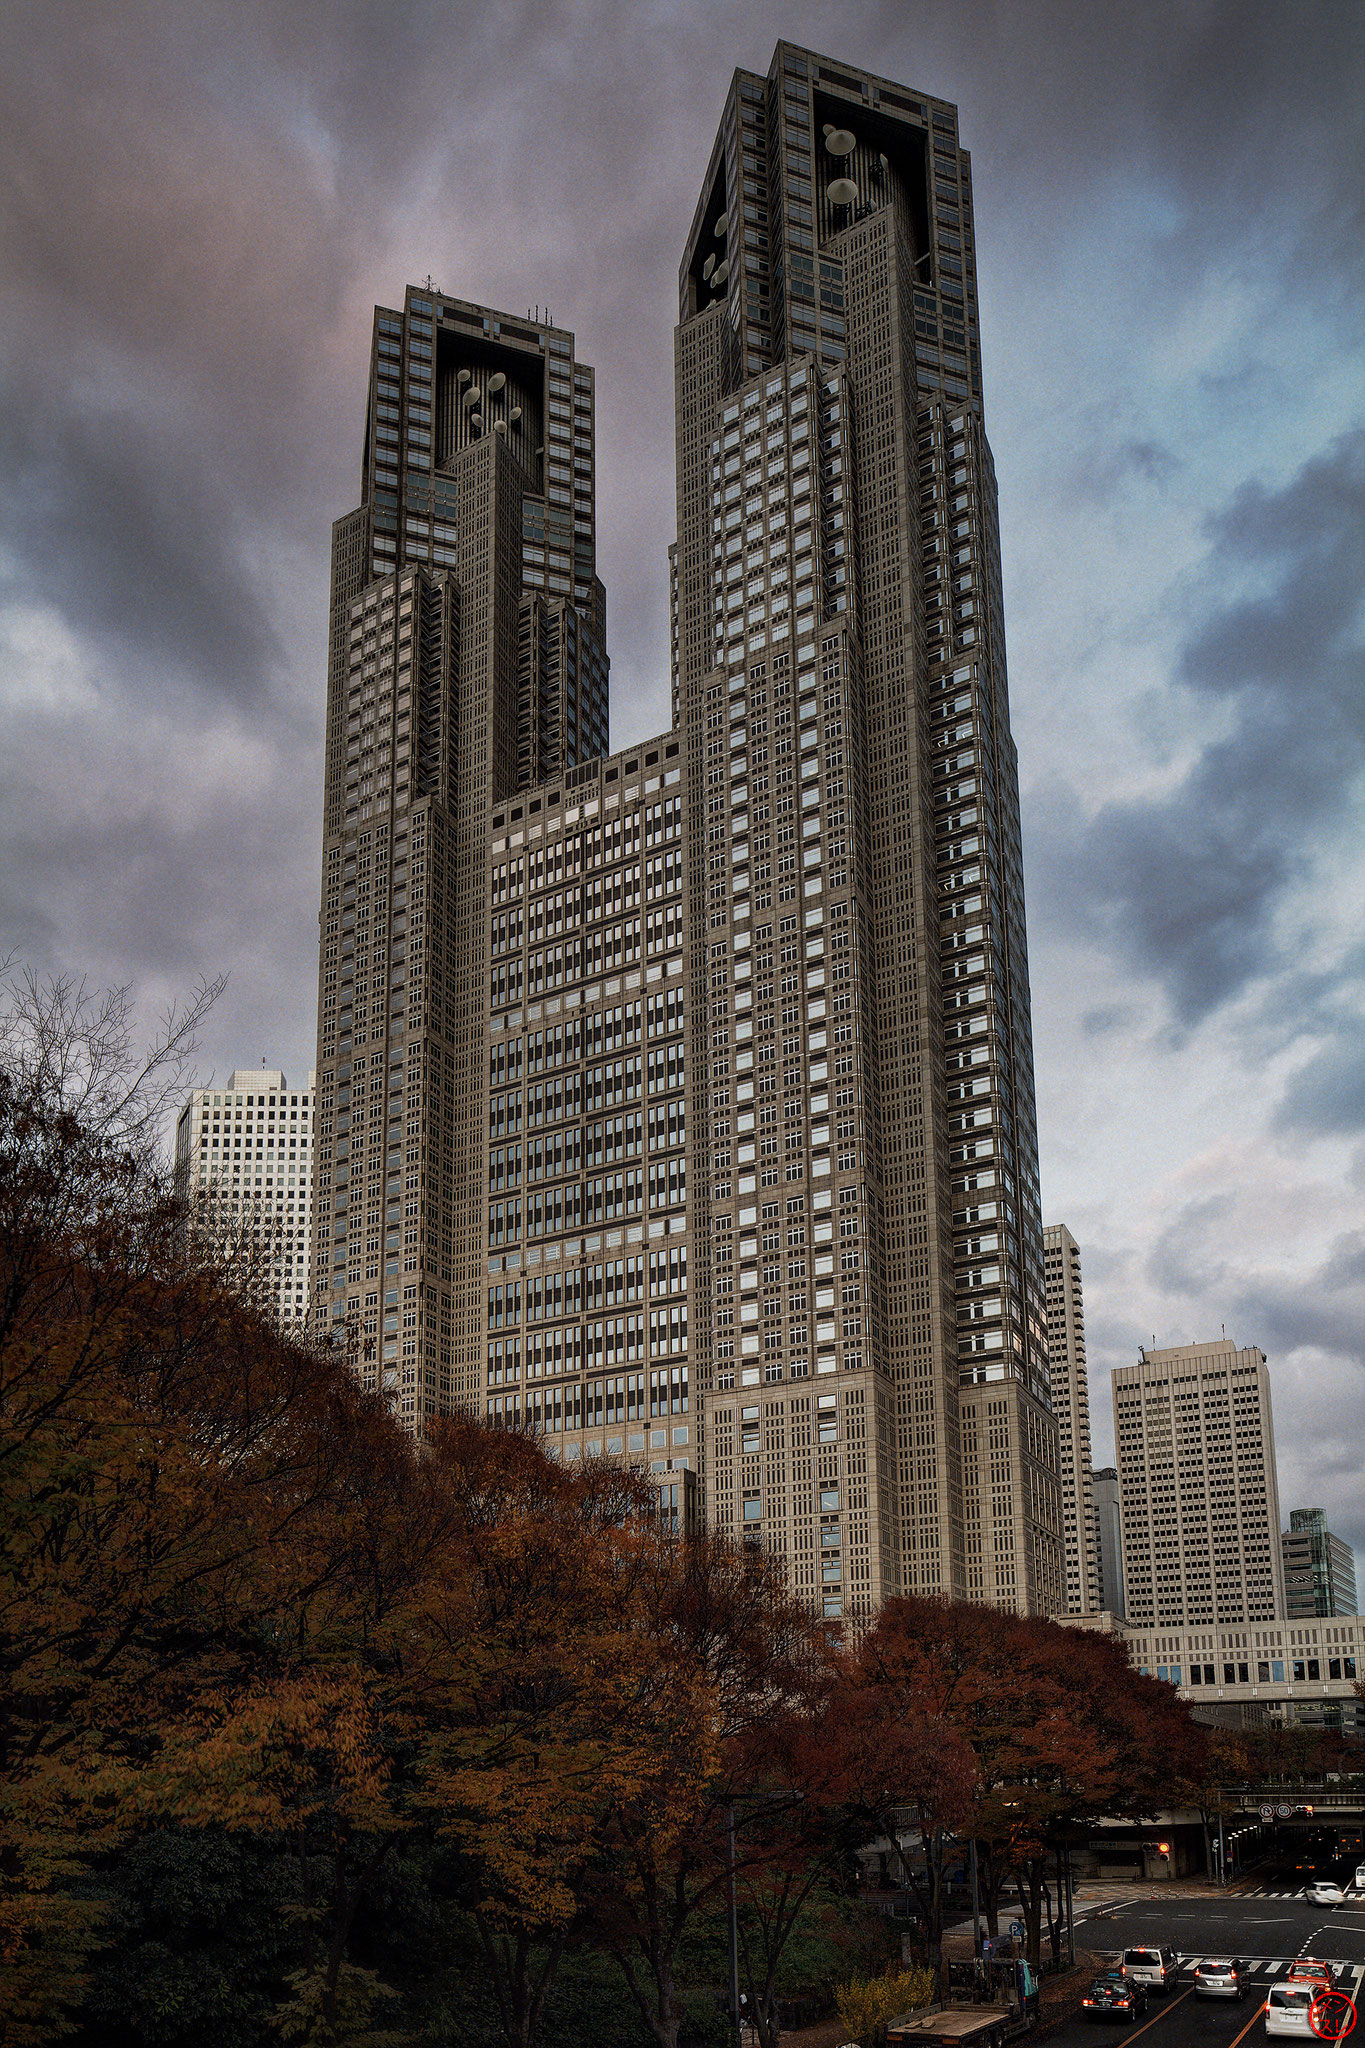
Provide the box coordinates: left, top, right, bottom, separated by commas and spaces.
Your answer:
970, 1838, 982, 1963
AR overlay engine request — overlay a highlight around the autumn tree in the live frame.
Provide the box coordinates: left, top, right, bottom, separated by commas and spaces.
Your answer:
388, 1417, 713, 2048
588, 1529, 834, 2048
727, 1688, 871, 2048
831, 1612, 983, 1988
0, 971, 429, 2043
842, 1600, 1208, 1972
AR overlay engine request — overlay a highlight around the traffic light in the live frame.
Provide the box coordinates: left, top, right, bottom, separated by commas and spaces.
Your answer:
1157, 1842, 1171, 1855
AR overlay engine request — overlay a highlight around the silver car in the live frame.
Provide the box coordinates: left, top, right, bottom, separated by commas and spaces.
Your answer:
1194, 1960, 1248, 2001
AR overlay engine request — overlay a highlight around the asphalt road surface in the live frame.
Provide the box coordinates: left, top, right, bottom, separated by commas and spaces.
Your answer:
1046, 1892, 1365, 2048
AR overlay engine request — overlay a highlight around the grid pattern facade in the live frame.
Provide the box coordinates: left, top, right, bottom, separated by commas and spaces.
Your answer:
1093, 1465, 1125, 1618
306, 43, 1060, 1617
1113, 1340, 1285, 1630
174, 1068, 314, 1327
1283, 1508, 1358, 1618
1072, 1610, 1364, 1734
672, 43, 1059, 1619
310, 292, 609, 1430
1043, 1223, 1100, 1614
479, 746, 697, 1518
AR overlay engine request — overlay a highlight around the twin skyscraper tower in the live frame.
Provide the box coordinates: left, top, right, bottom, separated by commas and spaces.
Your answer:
309, 43, 1064, 1620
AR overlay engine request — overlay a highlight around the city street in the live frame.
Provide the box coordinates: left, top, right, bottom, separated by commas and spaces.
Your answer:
1044, 1893, 1365, 2048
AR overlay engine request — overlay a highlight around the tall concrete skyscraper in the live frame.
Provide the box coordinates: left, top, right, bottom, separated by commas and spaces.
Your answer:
309, 296, 608, 1425
1043, 1224, 1099, 1614
1113, 1339, 1284, 1629
673, 45, 1058, 1616
308, 43, 1061, 1618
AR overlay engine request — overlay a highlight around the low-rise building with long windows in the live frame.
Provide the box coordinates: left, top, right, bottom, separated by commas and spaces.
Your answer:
1068, 1608, 1364, 1735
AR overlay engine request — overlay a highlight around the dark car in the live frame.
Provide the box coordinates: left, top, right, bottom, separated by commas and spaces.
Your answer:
1083, 1975, 1150, 2022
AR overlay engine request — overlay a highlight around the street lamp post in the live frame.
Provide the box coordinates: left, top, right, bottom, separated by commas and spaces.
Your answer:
722, 1789, 804, 2048
727, 1806, 742, 2048
969, 1838, 982, 1965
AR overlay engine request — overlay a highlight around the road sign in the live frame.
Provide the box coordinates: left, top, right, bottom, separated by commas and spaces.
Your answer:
1261, 1806, 1275, 1819
1010, 1921, 1024, 1938
1278, 1804, 1293, 1818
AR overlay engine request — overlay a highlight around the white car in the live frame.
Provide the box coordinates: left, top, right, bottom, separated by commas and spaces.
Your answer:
1305, 1881, 1345, 1907
1356, 1863, 1365, 1891
1265, 1985, 1317, 2038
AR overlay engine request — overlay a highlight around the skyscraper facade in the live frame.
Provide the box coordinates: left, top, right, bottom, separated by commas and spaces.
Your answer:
175, 1068, 314, 1327
308, 43, 1061, 1618
1092, 1466, 1124, 1617
1042, 1224, 1099, 1614
308, 299, 608, 1426
672, 45, 1059, 1617
1113, 1339, 1284, 1629
1283, 1508, 1358, 1618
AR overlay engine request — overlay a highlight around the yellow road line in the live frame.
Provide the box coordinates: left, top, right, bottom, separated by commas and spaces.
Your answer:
1224, 1999, 1271, 2048
1114, 1985, 1196, 2043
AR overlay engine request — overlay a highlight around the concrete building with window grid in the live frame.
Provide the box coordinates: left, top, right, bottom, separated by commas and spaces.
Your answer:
1112, 1339, 1285, 1631
1067, 1607, 1365, 1735
174, 1070, 314, 1328
1282, 1507, 1358, 1618
308, 42, 1061, 1615
1043, 1224, 1099, 1615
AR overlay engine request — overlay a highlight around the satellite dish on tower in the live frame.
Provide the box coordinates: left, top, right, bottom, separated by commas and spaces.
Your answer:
488, 372, 506, 394
826, 128, 857, 156
828, 177, 858, 205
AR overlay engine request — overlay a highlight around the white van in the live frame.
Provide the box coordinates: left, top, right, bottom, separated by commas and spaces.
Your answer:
1121, 1947, 1178, 1992
1265, 1985, 1316, 2037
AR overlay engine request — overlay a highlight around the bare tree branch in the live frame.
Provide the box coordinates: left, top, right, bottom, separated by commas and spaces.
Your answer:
0, 963, 227, 1163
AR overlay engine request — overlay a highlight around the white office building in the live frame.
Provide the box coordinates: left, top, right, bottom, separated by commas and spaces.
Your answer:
1113, 1338, 1285, 1630
174, 1068, 315, 1329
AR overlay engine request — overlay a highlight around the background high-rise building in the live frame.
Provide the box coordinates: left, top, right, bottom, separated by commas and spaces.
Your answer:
1112, 1339, 1284, 1629
1283, 1507, 1357, 1617
1043, 1224, 1099, 1614
307, 43, 1062, 1619
1092, 1466, 1124, 1618
174, 1069, 314, 1327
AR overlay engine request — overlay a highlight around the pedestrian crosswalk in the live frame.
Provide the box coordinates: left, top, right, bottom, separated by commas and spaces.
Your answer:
1237, 1886, 1365, 1901
1092, 1956, 1365, 1995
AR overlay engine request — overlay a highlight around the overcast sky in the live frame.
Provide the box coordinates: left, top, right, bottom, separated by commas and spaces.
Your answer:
2, 0, 1363, 1562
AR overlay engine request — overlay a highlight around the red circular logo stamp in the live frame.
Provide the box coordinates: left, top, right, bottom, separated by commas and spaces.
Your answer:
1310, 1991, 1357, 2043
